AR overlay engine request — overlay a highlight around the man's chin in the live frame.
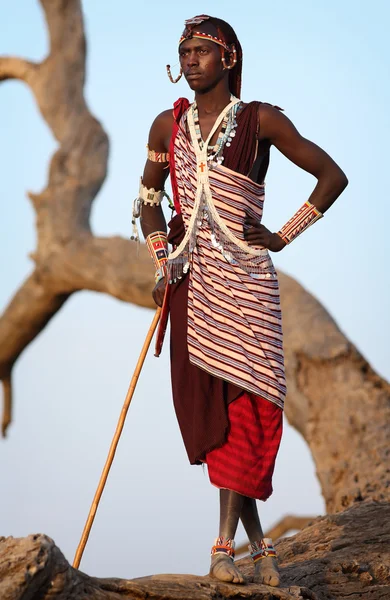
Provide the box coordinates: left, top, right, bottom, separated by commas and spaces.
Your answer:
185, 77, 205, 91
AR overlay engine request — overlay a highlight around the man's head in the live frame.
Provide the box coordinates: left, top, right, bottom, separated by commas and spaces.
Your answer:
177, 15, 242, 97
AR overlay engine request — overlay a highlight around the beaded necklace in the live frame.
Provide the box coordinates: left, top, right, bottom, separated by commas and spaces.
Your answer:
191, 96, 241, 165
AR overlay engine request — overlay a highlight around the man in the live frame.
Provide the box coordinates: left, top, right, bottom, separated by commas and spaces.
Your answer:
134, 15, 347, 586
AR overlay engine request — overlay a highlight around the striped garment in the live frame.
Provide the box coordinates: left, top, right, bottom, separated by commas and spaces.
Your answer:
206, 392, 283, 500
168, 100, 286, 410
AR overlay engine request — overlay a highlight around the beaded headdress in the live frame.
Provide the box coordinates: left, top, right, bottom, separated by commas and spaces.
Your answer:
176, 14, 243, 99
179, 15, 231, 52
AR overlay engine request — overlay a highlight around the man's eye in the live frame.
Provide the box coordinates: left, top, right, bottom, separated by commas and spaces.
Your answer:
199, 49, 208, 54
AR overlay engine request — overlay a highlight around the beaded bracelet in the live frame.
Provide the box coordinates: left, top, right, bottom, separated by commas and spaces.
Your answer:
146, 231, 169, 284
278, 200, 323, 245
249, 538, 277, 563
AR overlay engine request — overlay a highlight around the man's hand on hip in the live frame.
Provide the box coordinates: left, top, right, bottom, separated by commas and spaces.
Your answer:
244, 216, 286, 252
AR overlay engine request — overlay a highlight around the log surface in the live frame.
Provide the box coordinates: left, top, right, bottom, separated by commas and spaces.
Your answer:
1, 502, 389, 600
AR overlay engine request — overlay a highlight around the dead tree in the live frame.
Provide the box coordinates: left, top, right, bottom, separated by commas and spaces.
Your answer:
1, 1, 390, 598
0, 0, 155, 437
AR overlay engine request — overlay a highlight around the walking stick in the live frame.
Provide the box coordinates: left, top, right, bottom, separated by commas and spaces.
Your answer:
73, 306, 162, 569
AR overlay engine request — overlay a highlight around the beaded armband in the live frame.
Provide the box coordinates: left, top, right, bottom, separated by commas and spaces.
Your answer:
146, 231, 169, 284
211, 537, 235, 560
278, 201, 323, 245
146, 144, 170, 164
249, 538, 277, 563
131, 178, 172, 242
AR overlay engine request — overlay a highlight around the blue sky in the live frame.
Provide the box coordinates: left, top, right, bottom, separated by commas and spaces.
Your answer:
0, 0, 389, 579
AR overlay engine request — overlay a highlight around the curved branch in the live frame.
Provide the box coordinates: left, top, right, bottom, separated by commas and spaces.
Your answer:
279, 272, 390, 513
0, 271, 70, 436
235, 515, 315, 556
0, 57, 37, 83
1, 375, 12, 438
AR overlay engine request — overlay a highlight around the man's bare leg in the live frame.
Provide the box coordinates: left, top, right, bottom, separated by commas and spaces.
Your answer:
209, 489, 246, 584
240, 496, 280, 586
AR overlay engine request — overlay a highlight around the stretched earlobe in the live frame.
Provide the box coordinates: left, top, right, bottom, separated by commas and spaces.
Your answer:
166, 64, 183, 83
221, 44, 238, 70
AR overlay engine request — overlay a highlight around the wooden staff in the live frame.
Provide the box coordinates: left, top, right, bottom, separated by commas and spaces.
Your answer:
73, 307, 162, 569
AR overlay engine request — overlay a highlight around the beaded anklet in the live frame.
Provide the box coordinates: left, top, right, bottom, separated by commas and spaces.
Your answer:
211, 536, 235, 561
249, 538, 277, 563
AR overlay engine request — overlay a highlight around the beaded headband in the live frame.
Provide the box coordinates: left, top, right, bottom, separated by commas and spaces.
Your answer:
179, 31, 231, 53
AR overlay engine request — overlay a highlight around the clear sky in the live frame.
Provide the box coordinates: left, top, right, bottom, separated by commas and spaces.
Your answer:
0, 0, 389, 580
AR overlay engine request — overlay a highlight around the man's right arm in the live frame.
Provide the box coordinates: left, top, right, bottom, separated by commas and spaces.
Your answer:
137, 109, 173, 306
140, 109, 173, 238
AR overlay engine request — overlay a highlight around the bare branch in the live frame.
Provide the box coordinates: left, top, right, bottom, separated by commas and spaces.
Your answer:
0, 57, 37, 83
236, 515, 315, 556
1, 376, 12, 438
0, 272, 70, 373
279, 272, 390, 513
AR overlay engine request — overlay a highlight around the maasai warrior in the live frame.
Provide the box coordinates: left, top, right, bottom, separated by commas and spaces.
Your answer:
133, 15, 348, 586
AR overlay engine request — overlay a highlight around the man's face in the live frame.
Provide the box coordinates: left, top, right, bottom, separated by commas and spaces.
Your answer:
179, 37, 225, 93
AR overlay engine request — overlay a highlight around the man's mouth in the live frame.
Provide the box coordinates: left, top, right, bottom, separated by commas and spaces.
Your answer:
186, 72, 202, 79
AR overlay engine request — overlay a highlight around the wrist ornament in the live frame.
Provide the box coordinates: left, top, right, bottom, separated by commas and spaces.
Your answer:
131, 178, 172, 242
278, 201, 323, 245
146, 231, 169, 284
154, 266, 167, 285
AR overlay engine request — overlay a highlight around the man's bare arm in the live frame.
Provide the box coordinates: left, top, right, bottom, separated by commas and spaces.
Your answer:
136, 109, 173, 306
244, 105, 348, 251
258, 104, 348, 214
140, 109, 173, 238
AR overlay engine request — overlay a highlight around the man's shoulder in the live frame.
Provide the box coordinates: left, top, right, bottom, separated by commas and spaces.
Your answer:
152, 108, 174, 126
257, 102, 285, 134
242, 101, 284, 121
258, 101, 284, 114
149, 109, 175, 138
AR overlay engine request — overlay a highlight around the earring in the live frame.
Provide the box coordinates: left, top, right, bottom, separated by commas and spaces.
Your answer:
222, 47, 238, 70
166, 64, 183, 83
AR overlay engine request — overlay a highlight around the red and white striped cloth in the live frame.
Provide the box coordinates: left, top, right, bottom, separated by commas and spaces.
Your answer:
171, 109, 286, 410
206, 392, 283, 500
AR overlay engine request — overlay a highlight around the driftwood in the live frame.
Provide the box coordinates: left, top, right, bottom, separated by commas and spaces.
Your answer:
1, 1, 390, 598
1, 502, 390, 599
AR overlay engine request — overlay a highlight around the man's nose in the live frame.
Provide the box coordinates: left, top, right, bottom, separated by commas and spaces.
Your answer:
187, 52, 199, 67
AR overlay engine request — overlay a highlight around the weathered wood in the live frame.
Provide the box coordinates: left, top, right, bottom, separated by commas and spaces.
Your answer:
0, 0, 154, 438
279, 272, 390, 513
236, 516, 316, 557
1, 502, 389, 600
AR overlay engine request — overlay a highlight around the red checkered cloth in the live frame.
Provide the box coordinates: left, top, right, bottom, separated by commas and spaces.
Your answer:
206, 393, 283, 500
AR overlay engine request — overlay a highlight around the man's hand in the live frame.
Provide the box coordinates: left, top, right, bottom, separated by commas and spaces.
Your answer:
152, 277, 167, 307
244, 215, 286, 252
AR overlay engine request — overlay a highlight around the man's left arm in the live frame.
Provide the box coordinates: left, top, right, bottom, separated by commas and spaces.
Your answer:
244, 105, 348, 251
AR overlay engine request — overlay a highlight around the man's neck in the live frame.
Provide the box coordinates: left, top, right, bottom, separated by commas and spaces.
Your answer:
194, 83, 232, 116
